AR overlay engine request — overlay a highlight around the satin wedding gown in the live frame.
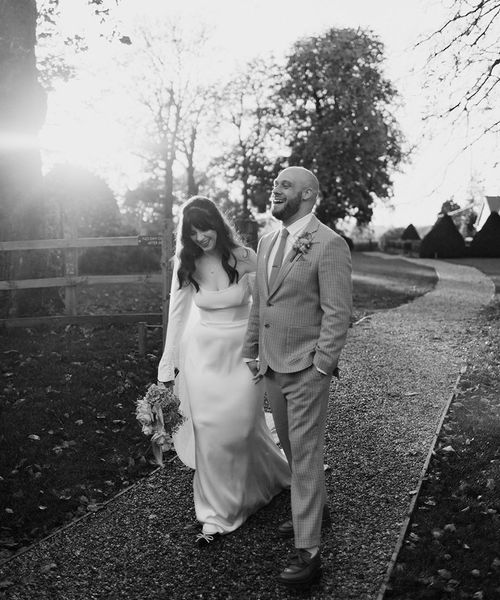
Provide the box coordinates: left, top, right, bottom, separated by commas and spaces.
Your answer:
158, 266, 290, 535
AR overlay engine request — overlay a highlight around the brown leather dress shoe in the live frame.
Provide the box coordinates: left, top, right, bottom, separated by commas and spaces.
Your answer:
277, 549, 322, 586
278, 506, 332, 539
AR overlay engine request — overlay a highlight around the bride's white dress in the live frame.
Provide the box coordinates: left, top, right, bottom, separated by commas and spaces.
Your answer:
158, 267, 290, 535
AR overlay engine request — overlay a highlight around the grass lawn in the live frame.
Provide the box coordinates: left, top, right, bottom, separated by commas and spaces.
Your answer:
386, 298, 500, 599
0, 252, 437, 561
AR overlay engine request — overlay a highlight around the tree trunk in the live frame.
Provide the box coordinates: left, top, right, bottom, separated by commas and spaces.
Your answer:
0, 0, 49, 316
185, 125, 199, 197
186, 162, 198, 197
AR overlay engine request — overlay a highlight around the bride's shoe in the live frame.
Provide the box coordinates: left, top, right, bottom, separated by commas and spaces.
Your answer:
195, 531, 221, 547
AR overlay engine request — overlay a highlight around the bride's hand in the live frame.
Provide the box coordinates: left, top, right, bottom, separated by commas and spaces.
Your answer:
158, 380, 174, 388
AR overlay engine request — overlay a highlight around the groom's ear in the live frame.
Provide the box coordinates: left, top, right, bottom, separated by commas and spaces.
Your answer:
302, 187, 314, 201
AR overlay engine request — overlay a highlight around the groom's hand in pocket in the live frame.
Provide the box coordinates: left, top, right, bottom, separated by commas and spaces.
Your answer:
245, 359, 262, 383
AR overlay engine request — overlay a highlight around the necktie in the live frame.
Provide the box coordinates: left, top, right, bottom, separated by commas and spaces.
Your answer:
269, 228, 289, 288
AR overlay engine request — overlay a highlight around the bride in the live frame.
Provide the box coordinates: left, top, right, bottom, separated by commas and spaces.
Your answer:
158, 196, 290, 546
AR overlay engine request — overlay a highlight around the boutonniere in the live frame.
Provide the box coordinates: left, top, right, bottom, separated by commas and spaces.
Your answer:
291, 232, 315, 260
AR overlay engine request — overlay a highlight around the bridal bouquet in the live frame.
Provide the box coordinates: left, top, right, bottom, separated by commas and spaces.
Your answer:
136, 383, 184, 466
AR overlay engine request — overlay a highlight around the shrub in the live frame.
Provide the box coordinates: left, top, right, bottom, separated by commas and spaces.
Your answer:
79, 246, 160, 275
469, 212, 500, 258
401, 224, 421, 240
419, 214, 466, 258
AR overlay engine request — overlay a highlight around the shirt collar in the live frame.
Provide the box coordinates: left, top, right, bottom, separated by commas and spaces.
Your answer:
283, 213, 314, 239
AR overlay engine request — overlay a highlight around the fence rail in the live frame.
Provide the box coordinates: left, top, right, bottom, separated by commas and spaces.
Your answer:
0, 234, 167, 331
0, 273, 162, 291
0, 236, 139, 252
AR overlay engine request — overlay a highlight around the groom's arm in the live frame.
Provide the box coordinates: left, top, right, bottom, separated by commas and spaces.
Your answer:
313, 234, 352, 376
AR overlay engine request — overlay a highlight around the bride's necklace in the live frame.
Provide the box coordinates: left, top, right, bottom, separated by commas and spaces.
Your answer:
200, 253, 221, 276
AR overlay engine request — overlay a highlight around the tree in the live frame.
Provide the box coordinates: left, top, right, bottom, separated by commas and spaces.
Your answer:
439, 199, 461, 215
401, 224, 421, 241
0, 0, 48, 316
438, 198, 478, 237
278, 28, 405, 227
0, 0, 119, 316
211, 58, 284, 214
470, 211, 500, 256
420, 214, 466, 258
176, 90, 218, 198
421, 0, 500, 140
121, 18, 215, 261
44, 164, 121, 237
122, 180, 164, 232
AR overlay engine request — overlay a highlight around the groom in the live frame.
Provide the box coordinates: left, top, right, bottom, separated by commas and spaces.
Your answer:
243, 166, 352, 586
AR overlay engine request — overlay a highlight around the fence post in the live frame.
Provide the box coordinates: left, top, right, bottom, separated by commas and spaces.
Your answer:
63, 215, 78, 316
138, 321, 147, 356
161, 221, 173, 349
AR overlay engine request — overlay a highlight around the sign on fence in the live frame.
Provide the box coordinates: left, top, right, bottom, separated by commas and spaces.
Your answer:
138, 235, 162, 247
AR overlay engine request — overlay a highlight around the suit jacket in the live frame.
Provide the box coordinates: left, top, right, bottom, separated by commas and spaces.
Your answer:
243, 214, 352, 376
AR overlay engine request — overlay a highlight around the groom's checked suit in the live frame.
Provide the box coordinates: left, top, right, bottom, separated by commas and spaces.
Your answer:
243, 187, 352, 568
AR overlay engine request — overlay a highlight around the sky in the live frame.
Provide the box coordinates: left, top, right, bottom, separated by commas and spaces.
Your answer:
39, 0, 500, 233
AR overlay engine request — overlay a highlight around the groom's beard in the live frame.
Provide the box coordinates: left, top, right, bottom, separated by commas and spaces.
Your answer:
271, 193, 301, 222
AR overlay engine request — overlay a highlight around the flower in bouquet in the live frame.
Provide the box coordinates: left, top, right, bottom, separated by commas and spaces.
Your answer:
135, 383, 185, 465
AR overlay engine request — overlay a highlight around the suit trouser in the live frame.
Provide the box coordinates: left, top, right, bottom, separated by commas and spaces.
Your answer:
265, 364, 332, 548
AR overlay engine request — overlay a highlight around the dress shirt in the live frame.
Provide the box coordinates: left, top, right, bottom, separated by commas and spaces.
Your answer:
267, 214, 314, 280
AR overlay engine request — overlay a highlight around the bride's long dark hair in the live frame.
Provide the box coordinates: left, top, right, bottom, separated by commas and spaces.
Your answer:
176, 196, 242, 291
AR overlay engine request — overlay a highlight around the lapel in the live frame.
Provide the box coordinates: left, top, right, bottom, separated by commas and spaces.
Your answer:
267, 215, 321, 298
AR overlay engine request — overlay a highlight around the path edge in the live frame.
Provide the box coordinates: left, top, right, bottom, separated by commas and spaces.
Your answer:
374, 365, 466, 600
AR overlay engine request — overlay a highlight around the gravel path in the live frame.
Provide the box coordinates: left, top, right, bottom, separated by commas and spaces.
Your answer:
0, 257, 495, 600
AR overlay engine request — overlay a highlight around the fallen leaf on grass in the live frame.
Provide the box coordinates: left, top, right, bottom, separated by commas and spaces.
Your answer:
0, 581, 15, 590
437, 569, 452, 579
40, 563, 57, 574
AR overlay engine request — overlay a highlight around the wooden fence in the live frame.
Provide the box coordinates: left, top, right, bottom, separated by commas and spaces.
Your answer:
0, 235, 168, 335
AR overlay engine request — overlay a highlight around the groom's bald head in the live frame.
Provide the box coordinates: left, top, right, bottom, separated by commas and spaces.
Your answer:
282, 167, 319, 200
271, 166, 320, 226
